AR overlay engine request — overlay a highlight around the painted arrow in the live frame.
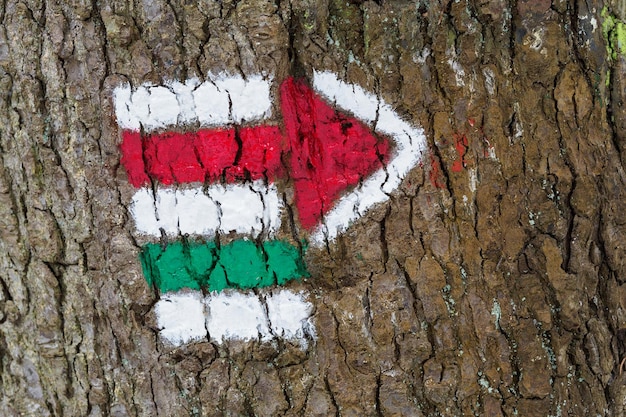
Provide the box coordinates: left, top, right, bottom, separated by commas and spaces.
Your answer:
113, 71, 427, 346
117, 71, 426, 245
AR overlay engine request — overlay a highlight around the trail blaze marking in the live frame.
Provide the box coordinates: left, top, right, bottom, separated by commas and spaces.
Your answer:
130, 181, 282, 238
120, 126, 283, 187
156, 290, 314, 346
308, 71, 427, 244
140, 239, 308, 293
280, 77, 390, 229
114, 71, 427, 346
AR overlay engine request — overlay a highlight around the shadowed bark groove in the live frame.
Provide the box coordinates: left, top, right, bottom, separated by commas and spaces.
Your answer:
0, 0, 625, 416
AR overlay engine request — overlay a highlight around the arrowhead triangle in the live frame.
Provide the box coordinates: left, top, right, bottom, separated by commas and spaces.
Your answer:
280, 77, 390, 230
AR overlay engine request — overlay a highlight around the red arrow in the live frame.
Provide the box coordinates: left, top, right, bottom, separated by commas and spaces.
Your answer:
120, 77, 391, 231
280, 77, 390, 228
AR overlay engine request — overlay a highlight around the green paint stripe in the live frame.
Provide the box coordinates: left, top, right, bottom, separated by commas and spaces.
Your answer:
140, 239, 309, 293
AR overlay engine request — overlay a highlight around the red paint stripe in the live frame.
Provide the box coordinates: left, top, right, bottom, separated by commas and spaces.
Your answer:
120, 131, 150, 187
280, 77, 390, 229
224, 126, 284, 182
120, 126, 284, 187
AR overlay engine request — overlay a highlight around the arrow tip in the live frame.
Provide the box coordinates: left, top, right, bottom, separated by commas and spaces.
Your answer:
280, 77, 390, 230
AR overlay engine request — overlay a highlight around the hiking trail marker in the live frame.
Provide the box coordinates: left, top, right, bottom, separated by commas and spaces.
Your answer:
114, 71, 427, 347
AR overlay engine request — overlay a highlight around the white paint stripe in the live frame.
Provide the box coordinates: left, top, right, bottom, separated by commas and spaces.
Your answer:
113, 84, 136, 131
171, 79, 201, 124
265, 290, 316, 341
310, 70, 427, 246
155, 290, 315, 347
113, 74, 272, 132
192, 78, 230, 126
206, 291, 270, 342
155, 291, 208, 346
130, 181, 282, 238
212, 74, 272, 124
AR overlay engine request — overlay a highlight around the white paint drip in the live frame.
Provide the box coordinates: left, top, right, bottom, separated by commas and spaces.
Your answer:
130, 181, 282, 238
482, 68, 496, 96
445, 49, 466, 87
468, 168, 477, 193
310, 70, 427, 246
113, 74, 272, 132
155, 290, 315, 347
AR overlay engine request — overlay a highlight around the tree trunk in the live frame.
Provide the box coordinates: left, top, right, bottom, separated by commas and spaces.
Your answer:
1, 0, 625, 416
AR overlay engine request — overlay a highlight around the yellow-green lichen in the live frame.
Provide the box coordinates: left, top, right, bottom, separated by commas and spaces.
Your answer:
601, 6, 626, 60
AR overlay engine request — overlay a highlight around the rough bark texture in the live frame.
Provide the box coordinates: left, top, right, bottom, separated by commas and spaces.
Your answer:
1, 0, 625, 416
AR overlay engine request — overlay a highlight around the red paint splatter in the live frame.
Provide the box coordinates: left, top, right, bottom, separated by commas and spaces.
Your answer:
120, 126, 284, 187
429, 154, 446, 189
280, 77, 390, 229
451, 133, 469, 172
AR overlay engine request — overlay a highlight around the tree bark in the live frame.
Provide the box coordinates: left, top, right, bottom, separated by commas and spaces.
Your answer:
0, 0, 625, 416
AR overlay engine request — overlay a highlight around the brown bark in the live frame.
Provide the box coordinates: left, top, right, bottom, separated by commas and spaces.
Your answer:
0, 0, 625, 415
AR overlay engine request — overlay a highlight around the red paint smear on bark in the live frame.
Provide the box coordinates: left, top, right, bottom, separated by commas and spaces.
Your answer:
429, 154, 446, 189
452, 133, 469, 172
451, 160, 463, 172
280, 77, 390, 229
120, 126, 284, 187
